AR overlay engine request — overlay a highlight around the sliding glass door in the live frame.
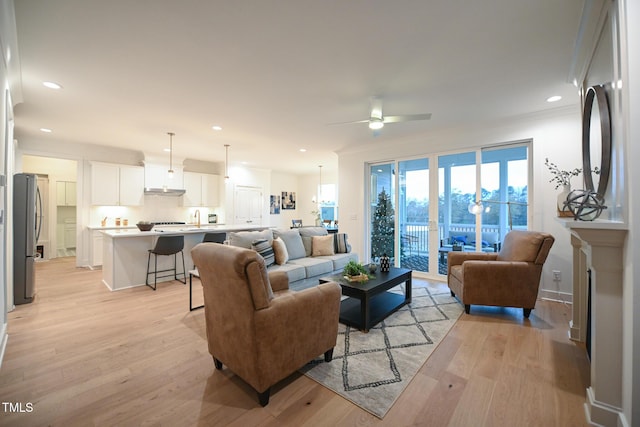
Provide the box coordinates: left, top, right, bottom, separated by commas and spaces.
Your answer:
437, 152, 478, 274
398, 158, 429, 272
367, 142, 530, 277
480, 145, 529, 245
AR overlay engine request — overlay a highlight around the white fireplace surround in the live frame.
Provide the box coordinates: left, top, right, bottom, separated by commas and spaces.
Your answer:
563, 219, 628, 426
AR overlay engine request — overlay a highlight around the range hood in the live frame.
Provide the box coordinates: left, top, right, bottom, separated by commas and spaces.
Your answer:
144, 187, 186, 196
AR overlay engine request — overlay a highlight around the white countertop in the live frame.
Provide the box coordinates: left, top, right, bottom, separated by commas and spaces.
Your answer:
87, 225, 138, 230
87, 223, 223, 230
101, 224, 271, 238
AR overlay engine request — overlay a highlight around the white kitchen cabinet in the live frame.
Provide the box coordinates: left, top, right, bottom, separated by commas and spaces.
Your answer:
91, 230, 103, 267
182, 172, 219, 207
119, 166, 145, 205
91, 162, 119, 205
91, 162, 144, 206
56, 181, 76, 206
64, 220, 76, 249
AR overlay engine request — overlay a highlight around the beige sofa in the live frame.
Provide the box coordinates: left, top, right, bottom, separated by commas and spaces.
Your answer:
227, 227, 358, 287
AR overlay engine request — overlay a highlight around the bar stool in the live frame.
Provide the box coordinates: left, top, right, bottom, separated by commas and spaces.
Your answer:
202, 232, 226, 244
146, 235, 186, 290
189, 232, 226, 310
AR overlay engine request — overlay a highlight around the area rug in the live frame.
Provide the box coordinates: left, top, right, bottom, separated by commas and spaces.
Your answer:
300, 281, 463, 419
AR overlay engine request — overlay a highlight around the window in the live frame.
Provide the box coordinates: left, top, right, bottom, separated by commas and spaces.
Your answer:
318, 183, 337, 221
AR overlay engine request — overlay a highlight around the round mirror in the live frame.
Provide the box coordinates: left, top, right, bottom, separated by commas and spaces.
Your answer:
582, 85, 611, 198
588, 99, 602, 191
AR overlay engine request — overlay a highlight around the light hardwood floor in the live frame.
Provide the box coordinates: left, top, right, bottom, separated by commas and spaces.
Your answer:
0, 257, 590, 426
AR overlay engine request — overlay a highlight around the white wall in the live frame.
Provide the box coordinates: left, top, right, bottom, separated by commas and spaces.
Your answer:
620, 0, 640, 423
338, 107, 582, 299
0, 0, 20, 367
0, 12, 9, 367
21, 155, 77, 181
269, 171, 300, 229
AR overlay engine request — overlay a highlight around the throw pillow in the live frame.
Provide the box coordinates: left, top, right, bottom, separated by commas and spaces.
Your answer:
272, 237, 289, 265
228, 229, 273, 249
301, 236, 313, 257
298, 226, 329, 237
299, 227, 328, 256
312, 235, 335, 256
333, 233, 351, 253
251, 239, 275, 268
273, 229, 306, 260
452, 235, 467, 245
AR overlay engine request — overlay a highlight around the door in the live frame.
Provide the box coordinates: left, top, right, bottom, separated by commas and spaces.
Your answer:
437, 152, 477, 274
235, 186, 262, 225
398, 158, 430, 272
480, 145, 529, 245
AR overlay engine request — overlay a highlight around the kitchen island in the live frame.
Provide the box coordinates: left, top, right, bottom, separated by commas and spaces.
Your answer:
101, 224, 270, 291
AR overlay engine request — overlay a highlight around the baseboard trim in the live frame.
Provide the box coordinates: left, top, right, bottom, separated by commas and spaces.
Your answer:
585, 386, 627, 427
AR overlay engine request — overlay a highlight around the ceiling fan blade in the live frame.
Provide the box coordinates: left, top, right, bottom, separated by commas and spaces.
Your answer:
383, 113, 432, 123
370, 97, 383, 120
327, 119, 370, 126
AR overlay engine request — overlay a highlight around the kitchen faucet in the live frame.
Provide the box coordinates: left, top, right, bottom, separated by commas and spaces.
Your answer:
195, 210, 201, 228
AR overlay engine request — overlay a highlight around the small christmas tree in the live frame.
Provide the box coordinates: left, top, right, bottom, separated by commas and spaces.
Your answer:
371, 188, 395, 259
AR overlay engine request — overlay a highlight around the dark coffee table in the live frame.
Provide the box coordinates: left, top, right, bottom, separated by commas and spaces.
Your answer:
319, 266, 412, 332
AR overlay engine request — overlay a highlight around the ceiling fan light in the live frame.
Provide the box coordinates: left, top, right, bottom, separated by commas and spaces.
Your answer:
369, 119, 384, 130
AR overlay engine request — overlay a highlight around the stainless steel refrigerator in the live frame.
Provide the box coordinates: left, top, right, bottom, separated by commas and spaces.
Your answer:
13, 173, 42, 305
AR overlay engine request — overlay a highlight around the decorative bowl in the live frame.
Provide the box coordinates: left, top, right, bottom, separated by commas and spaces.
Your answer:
136, 222, 154, 231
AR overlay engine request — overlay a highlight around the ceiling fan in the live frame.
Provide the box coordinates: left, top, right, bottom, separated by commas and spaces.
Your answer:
331, 97, 432, 131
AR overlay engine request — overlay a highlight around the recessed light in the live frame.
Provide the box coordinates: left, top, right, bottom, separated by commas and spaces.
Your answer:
546, 95, 562, 103
299, 148, 307, 152
43, 81, 62, 90
163, 148, 171, 152
40, 128, 52, 133
212, 125, 222, 131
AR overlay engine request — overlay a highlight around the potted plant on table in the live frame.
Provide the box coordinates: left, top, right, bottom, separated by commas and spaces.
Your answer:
343, 261, 371, 282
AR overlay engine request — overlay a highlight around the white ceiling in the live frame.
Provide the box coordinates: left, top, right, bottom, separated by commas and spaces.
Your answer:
13, 0, 584, 175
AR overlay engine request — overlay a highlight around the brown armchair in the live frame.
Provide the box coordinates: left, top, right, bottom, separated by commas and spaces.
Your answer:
447, 230, 555, 318
191, 243, 341, 406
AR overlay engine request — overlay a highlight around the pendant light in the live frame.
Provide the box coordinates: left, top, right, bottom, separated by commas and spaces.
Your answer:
167, 132, 175, 179
318, 165, 323, 204
224, 144, 230, 179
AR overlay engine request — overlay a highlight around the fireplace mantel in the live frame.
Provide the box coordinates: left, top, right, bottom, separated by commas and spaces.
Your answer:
560, 219, 628, 426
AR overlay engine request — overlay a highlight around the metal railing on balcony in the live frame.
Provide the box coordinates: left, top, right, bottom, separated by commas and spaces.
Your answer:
400, 222, 526, 256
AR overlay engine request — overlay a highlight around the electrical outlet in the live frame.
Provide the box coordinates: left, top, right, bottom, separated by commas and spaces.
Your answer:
552, 270, 561, 281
